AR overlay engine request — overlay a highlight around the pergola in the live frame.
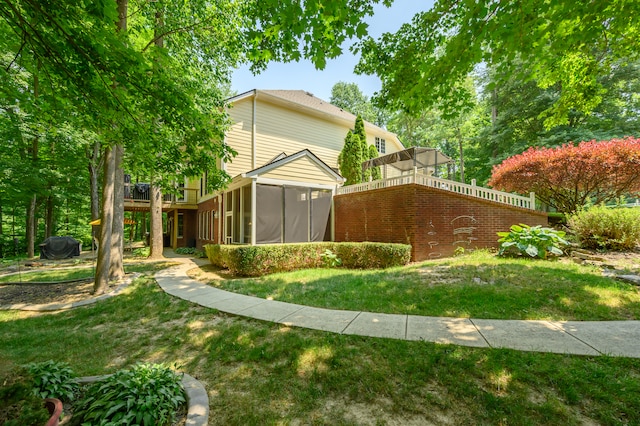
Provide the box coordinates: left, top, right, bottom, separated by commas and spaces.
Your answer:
362, 147, 454, 175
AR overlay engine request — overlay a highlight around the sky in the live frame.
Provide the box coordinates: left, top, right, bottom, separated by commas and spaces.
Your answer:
231, 0, 435, 102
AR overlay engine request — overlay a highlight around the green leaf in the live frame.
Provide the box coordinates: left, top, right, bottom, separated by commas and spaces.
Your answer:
525, 245, 539, 257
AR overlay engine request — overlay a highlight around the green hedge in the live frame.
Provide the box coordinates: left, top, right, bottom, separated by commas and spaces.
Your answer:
568, 205, 640, 251
203, 242, 411, 276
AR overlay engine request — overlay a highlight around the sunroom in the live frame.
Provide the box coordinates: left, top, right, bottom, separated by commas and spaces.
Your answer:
220, 149, 345, 245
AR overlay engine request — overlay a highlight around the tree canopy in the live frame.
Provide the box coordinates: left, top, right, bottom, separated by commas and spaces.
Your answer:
356, 0, 640, 127
0, 0, 394, 274
330, 81, 388, 126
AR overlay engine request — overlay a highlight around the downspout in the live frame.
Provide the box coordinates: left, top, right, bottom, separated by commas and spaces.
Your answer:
251, 180, 257, 245
252, 91, 257, 170
331, 184, 337, 242
217, 195, 222, 244
172, 210, 178, 249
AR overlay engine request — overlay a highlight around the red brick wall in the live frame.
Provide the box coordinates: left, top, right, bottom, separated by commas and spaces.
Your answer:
179, 210, 197, 248
196, 197, 220, 249
334, 184, 548, 261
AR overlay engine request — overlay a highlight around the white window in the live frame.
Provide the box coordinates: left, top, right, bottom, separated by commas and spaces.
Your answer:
375, 137, 386, 154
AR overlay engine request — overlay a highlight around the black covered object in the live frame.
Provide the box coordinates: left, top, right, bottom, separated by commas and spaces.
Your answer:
39, 236, 81, 260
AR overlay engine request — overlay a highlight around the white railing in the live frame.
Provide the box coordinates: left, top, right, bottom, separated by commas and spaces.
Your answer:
337, 172, 536, 210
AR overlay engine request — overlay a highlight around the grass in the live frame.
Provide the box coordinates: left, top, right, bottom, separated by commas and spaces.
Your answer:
208, 250, 640, 321
0, 272, 639, 425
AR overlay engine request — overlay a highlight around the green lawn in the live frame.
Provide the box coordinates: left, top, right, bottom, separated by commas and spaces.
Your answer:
1, 273, 639, 425
208, 250, 640, 321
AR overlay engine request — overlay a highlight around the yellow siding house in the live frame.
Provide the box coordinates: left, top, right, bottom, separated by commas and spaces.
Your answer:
196, 89, 404, 247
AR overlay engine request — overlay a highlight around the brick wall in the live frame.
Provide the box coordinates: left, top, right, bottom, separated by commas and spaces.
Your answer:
174, 210, 197, 248
196, 197, 220, 249
334, 184, 548, 261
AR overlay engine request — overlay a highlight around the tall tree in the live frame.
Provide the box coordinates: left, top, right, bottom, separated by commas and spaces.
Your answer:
1, 0, 394, 275
468, 61, 640, 184
353, 115, 369, 181
368, 144, 381, 180
330, 82, 378, 124
338, 131, 362, 185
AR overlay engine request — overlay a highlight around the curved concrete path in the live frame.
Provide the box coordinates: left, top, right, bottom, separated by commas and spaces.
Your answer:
156, 255, 640, 358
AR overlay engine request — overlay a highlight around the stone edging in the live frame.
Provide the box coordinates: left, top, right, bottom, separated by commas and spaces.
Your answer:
0, 273, 139, 311
76, 373, 209, 426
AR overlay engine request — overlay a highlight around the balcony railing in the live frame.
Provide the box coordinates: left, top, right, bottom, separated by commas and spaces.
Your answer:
124, 184, 198, 205
337, 172, 536, 210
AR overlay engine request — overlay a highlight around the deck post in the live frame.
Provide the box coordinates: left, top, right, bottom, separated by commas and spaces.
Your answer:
529, 192, 536, 209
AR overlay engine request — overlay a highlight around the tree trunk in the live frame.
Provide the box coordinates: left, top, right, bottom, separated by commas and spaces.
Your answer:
457, 127, 465, 183
147, 4, 165, 260
27, 64, 39, 258
88, 140, 101, 220
26, 195, 36, 258
97, 0, 128, 286
149, 181, 164, 259
94, 146, 116, 294
45, 195, 54, 238
491, 88, 499, 159
141, 211, 147, 242
0, 200, 3, 258
109, 144, 125, 280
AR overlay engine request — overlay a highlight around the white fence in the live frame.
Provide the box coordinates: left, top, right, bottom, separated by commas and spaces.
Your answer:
337, 172, 536, 210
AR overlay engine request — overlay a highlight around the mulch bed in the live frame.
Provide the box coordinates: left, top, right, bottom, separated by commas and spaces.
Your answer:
0, 280, 116, 307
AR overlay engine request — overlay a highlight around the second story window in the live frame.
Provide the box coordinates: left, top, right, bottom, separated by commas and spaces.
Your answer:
375, 137, 386, 154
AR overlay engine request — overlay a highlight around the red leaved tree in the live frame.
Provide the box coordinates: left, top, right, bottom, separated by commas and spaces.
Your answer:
488, 137, 640, 213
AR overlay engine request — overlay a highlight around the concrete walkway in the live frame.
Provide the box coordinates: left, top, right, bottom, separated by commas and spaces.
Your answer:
156, 256, 640, 358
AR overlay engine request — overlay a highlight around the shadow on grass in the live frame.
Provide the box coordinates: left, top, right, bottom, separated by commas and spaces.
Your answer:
0, 275, 639, 425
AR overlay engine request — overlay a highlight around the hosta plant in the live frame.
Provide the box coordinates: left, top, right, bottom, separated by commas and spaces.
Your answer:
497, 224, 569, 259
25, 360, 79, 402
71, 363, 185, 426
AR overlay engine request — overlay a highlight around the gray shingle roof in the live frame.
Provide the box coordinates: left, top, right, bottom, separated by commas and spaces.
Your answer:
259, 90, 359, 123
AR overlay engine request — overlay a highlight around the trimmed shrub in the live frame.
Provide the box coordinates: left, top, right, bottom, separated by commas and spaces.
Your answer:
174, 247, 206, 258
203, 242, 412, 276
568, 205, 640, 251
333, 242, 411, 269
204, 244, 226, 268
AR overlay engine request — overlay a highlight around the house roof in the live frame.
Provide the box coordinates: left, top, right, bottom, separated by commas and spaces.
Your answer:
260, 90, 359, 123
227, 89, 403, 149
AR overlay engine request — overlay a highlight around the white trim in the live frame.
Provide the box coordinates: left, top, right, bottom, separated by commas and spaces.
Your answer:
242, 149, 345, 183
252, 94, 257, 170
225, 89, 256, 104
338, 175, 537, 211
251, 180, 257, 245
217, 195, 222, 244
255, 177, 337, 190
225, 177, 252, 192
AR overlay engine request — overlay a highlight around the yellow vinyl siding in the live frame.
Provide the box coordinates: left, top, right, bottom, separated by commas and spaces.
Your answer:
225, 99, 254, 177
261, 156, 338, 185
255, 101, 346, 170
222, 94, 402, 182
